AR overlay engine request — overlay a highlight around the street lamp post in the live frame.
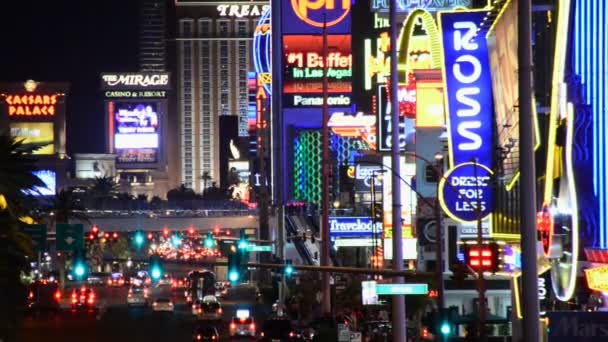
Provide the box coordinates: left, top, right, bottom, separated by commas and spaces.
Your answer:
432, 153, 446, 325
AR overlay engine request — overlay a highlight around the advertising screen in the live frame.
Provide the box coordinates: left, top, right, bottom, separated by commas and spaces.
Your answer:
111, 102, 159, 164
24, 170, 56, 196
282, 34, 352, 108
9, 122, 54, 155
487, 0, 519, 181
376, 85, 415, 151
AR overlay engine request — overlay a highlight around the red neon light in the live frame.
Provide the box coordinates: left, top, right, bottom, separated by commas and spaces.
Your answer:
536, 204, 554, 257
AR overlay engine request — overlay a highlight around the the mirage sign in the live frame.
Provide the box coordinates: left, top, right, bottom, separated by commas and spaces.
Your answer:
101, 73, 171, 90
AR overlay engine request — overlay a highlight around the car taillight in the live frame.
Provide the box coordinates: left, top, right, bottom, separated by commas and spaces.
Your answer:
289, 332, 295, 338
261, 332, 265, 337
230, 323, 236, 330
192, 304, 196, 310
168, 302, 173, 306
54, 291, 61, 301
196, 334, 201, 340
72, 292, 77, 299
28, 291, 34, 299
72, 298, 77, 304
217, 308, 222, 315
108, 280, 112, 285
153, 302, 157, 307
211, 336, 217, 340
198, 309, 202, 314
88, 298, 94, 304
250, 323, 255, 331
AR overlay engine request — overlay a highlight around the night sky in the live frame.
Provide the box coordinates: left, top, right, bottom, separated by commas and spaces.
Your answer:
0, 0, 140, 154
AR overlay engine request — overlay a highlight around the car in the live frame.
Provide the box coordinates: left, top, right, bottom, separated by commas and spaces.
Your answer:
229, 316, 256, 338
127, 286, 148, 306
27, 281, 61, 313
259, 317, 304, 341
193, 326, 220, 341
70, 286, 96, 311
108, 273, 125, 287
196, 295, 222, 320
152, 297, 174, 312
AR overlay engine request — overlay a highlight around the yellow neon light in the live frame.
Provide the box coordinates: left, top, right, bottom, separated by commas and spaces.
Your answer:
584, 265, 608, 292
543, 0, 571, 204
513, 265, 551, 319
396, 9, 443, 81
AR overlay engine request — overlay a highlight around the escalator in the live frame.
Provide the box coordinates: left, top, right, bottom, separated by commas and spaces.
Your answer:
285, 215, 315, 265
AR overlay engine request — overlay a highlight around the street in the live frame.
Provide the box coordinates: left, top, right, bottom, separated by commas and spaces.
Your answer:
18, 285, 272, 342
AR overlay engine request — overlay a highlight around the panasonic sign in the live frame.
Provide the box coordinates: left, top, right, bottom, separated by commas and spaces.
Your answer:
440, 11, 493, 168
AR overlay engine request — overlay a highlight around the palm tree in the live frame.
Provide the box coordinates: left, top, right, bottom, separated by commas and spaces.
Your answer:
90, 176, 118, 209
47, 189, 90, 225
201, 171, 212, 190
0, 133, 44, 340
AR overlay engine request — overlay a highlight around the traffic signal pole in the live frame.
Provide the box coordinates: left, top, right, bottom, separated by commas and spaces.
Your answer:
474, 161, 486, 340
518, 0, 541, 339
390, 1, 406, 341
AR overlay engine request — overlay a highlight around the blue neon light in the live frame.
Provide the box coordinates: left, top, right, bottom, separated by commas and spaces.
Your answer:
574, 0, 608, 247
253, 7, 271, 95
440, 11, 494, 168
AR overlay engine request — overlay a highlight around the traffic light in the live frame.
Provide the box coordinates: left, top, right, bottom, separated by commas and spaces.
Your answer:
284, 259, 294, 277
171, 234, 182, 248
188, 226, 196, 236
228, 252, 241, 283
440, 321, 451, 336
162, 227, 170, 238
112, 232, 119, 241
464, 243, 500, 273
149, 255, 163, 281
213, 225, 221, 235
147, 232, 154, 240
204, 232, 216, 249
237, 230, 249, 251
72, 249, 87, 280
134, 231, 145, 247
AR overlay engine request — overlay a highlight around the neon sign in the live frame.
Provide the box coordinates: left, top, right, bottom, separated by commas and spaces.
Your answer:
438, 162, 494, 222
584, 266, 608, 293
370, 0, 472, 12
253, 7, 271, 95
101, 73, 170, 89
290, 0, 351, 28
440, 10, 493, 168
5, 94, 58, 116
216, 4, 269, 18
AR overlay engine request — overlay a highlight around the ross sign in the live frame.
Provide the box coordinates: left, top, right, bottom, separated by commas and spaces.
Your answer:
329, 217, 382, 238
56, 223, 84, 252
216, 4, 269, 17
283, 0, 352, 34
440, 10, 494, 169
376, 283, 428, 295
362, 280, 379, 305
547, 311, 608, 341
584, 265, 608, 292
370, 0, 472, 12
22, 224, 47, 252
101, 73, 170, 90
282, 35, 352, 108
439, 162, 494, 222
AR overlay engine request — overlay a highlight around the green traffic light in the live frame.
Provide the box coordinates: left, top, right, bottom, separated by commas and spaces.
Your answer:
237, 239, 248, 250
440, 322, 451, 335
204, 233, 215, 248
74, 263, 86, 279
151, 266, 162, 280
285, 265, 294, 276
135, 232, 145, 246
228, 270, 240, 282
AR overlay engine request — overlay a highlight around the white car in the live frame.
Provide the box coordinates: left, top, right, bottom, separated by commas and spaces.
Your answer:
152, 298, 174, 312
127, 287, 148, 306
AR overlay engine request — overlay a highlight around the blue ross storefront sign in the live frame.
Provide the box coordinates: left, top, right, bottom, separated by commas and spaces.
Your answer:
439, 10, 494, 168
439, 162, 493, 222
329, 217, 382, 237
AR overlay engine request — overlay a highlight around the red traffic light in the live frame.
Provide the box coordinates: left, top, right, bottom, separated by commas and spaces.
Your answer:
188, 227, 195, 235
213, 225, 221, 235
163, 228, 170, 237
147, 233, 154, 240
91, 225, 99, 234
104, 232, 110, 239
88, 233, 96, 240
465, 243, 499, 273
112, 232, 119, 240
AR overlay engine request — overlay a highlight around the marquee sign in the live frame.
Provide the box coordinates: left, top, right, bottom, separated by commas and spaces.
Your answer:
5, 94, 59, 117
329, 217, 383, 237
439, 10, 493, 168
438, 162, 494, 222
217, 4, 269, 17
101, 73, 171, 90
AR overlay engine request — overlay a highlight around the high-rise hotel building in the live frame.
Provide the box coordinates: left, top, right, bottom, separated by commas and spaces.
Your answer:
175, 0, 268, 191
139, 0, 167, 72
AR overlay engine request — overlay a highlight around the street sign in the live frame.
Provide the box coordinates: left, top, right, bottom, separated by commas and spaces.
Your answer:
362, 280, 378, 305
56, 223, 84, 251
246, 244, 272, 252
22, 224, 47, 252
376, 283, 428, 295
338, 324, 350, 342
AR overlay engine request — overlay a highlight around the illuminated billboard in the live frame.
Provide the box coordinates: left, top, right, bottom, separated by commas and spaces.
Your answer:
9, 122, 54, 155
282, 34, 352, 108
376, 85, 415, 151
487, 0, 519, 181
25, 170, 56, 196
382, 156, 415, 239
110, 102, 160, 164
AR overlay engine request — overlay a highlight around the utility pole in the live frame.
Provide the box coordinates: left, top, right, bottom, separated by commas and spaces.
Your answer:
320, 15, 332, 317
474, 160, 486, 340
258, 93, 270, 285
434, 159, 445, 323
518, 0, 541, 339
390, 0, 406, 341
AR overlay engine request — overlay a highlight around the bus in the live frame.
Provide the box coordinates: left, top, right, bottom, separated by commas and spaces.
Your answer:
186, 270, 216, 304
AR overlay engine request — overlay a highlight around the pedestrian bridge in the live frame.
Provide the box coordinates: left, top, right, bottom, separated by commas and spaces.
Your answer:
69, 209, 260, 231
